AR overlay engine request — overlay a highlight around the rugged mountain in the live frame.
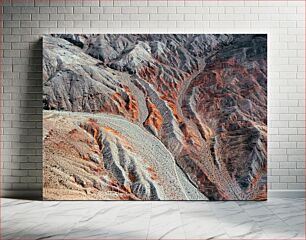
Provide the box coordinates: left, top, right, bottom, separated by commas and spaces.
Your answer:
43, 34, 267, 200
179, 35, 267, 199
43, 111, 205, 200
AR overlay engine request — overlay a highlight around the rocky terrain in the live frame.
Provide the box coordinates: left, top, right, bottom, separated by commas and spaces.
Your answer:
43, 111, 205, 200
43, 34, 267, 200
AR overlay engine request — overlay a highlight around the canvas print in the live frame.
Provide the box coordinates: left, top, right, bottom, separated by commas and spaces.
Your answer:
43, 34, 267, 200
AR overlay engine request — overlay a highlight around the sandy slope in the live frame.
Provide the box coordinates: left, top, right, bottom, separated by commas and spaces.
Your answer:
43, 110, 206, 200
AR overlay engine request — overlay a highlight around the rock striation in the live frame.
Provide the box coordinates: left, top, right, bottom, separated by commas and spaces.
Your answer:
43, 111, 205, 200
43, 34, 267, 200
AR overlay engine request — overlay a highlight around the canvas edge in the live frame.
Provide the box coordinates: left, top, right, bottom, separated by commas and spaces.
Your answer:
1, 190, 304, 200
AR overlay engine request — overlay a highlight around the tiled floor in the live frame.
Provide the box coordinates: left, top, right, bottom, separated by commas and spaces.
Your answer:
1, 198, 305, 239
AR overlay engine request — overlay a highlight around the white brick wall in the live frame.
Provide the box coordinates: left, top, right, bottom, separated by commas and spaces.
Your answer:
1, 0, 305, 197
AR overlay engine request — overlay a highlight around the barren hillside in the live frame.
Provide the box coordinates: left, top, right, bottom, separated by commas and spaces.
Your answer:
43, 34, 267, 200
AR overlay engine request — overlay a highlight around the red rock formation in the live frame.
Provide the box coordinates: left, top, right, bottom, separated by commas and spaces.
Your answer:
144, 97, 163, 136
43, 34, 267, 200
179, 40, 267, 199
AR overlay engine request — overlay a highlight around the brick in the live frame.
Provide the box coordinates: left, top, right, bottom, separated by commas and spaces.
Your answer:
4, 176, 20, 183
130, 14, 149, 21
269, 176, 279, 183
202, 14, 218, 21
150, 13, 167, 21
158, 7, 176, 14
131, 0, 147, 6
3, 28, 12, 34
185, 14, 202, 21
272, 169, 289, 176
28, 170, 42, 176
279, 7, 297, 14
104, 6, 121, 13
57, 21, 73, 28
4, 21, 20, 28
114, 0, 130, 6
251, 6, 279, 14
280, 176, 296, 183
99, 0, 113, 6
74, 21, 90, 28
209, 7, 225, 13
177, 7, 196, 14
121, 7, 138, 13
148, 0, 167, 7
49, 0, 65, 6
57, 7, 73, 14
234, 7, 251, 13
20, 176, 37, 183
12, 14, 31, 20
31, 14, 50, 20
139, 21, 158, 28
113, 14, 130, 21
168, 0, 185, 7
210, 21, 234, 28
39, 21, 57, 28
83, 14, 99, 20
269, 162, 279, 169
12, 43, 29, 50
31, 28, 50, 35
278, 128, 297, 135
271, 183, 288, 189
297, 176, 305, 183
21, 7, 39, 13
158, 20, 177, 28
279, 162, 296, 169
289, 169, 305, 176
138, 6, 157, 13
90, 7, 104, 13
4, 6, 21, 13
90, 21, 107, 28
279, 114, 296, 121
99, 14, 113, 20
289, 135, 305, 142
50, 14, 65, 21
168, 14, 184, 21
21, 21, 39, 28
74, 7, 90, 13
12, 0, 34, 6
287, 149, 305, 155
12, 170, 28, 177
12, 28, 31, 35
2, 169, 12, 177
3, 14, 12, 21
186, 0, 202, 6
83, 0, 99, 6
287, 183, 305, 189
219, 13, 244, 21
34, 0, 49, 6
296, 161, 305, 169
107, 20, 121, 28
218, 1, 244, 6
65, 14, 83, 20
39, 6, 57, 14
121, 20, 139, 28
195, 7, 209, 14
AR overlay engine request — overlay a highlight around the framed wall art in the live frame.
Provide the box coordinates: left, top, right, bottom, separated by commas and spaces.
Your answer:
43, 34, 267, 200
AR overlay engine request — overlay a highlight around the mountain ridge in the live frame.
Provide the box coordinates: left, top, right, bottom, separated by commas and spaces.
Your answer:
43, 34, 267, 200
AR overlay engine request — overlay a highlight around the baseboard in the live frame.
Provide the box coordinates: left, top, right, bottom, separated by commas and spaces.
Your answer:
1, 190, 42, 200
268, 190, 305, 198
1, 189, 304, 200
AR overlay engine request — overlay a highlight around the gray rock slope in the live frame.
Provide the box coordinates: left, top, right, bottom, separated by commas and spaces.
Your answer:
43, 34, 267, 200
43, 110, 206, 200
